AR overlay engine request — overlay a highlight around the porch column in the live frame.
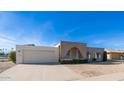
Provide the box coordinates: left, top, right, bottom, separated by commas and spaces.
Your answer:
75, 49, 79, 59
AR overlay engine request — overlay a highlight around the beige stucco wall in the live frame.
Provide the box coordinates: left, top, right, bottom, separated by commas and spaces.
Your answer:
59, 41, 104, 61
59, 41, 87, 60
87, 47, 104, 61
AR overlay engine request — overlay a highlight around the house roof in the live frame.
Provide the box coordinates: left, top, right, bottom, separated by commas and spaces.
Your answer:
60, 41, 87, 45
105, 48, 124, 53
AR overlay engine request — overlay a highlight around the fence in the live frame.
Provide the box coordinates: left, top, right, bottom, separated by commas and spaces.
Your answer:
0, 56, 8, 62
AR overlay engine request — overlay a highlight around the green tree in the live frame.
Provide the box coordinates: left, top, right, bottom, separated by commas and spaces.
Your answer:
103, 51, 107, 61
9, 51, 16, 63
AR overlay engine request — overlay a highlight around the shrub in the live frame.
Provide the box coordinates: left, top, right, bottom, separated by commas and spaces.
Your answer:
60, 60, 73, 64
103, 51, 107, 61
93, 58, 96, 61
60, 59, 88, 64
9, 51, 16, 63
79, 59, 88, 63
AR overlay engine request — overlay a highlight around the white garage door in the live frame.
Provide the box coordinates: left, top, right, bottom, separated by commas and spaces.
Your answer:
23, 50, 58, 63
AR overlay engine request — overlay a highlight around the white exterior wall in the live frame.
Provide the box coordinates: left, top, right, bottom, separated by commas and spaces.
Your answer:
16, 45, 59, 64
107, 53, 111, 60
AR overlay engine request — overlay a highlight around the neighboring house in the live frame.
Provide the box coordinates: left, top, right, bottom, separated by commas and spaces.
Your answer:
105, 48, 124, 60
16, 41, 124, 64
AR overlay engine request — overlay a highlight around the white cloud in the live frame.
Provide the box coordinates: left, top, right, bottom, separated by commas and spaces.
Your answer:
92, 40, 105, 44
0, 12, 55, 50
89, 35, 124, 50
64, 26, 81, 37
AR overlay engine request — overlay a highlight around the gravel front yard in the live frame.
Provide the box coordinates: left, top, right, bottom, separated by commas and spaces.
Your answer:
66, 62, 124, 78
0, 61, 15, 73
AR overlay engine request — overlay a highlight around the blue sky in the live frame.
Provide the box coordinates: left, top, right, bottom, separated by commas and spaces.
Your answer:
1, 11, 124, 50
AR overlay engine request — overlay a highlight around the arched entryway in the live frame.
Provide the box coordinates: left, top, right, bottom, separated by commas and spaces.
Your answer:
66, 47, 82, 59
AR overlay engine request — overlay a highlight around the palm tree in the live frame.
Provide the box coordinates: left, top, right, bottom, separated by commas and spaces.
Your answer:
11, 48, 14, 51
5, 49, 7, 51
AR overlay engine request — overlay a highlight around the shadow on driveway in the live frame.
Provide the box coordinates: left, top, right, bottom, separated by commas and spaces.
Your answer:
87, 60, 124, 65
22, 61, 124, 65
23, 62, 61, 65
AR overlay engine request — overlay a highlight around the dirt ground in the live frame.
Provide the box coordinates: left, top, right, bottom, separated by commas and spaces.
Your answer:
66, 62, 124, 78
1, 61, 124, 79
0, 61, 15, 73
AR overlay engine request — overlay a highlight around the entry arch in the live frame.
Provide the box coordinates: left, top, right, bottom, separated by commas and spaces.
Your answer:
66, 47, 83, 59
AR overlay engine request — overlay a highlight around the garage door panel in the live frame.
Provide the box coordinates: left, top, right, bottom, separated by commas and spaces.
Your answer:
23, 50, 58, 63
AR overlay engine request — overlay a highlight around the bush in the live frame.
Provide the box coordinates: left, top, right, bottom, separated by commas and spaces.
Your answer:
103, 51, 107, 61
9, 51, 16, 63
79, 59, 88, 63
93, 58, 96, 61
0, 52, 5, 56
60, 59, 88, 64
60, 60, 73, 64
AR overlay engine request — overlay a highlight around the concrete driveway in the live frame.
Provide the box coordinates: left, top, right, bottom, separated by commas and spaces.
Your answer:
0, 64, 83, 81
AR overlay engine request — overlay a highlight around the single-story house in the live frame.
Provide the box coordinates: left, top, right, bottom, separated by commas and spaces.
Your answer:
16, 41, 124, 64
16, 41, 105, 64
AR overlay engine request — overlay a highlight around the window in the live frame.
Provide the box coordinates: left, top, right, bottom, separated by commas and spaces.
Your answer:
94, 52, 97, 59
87, 52, 91, 59
97, 53, 101, 59
99, 53, 101, 59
